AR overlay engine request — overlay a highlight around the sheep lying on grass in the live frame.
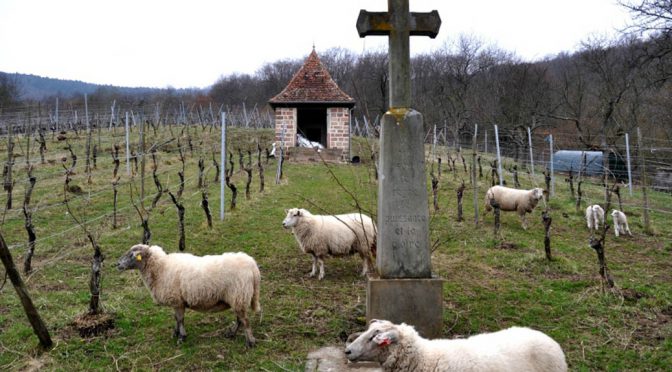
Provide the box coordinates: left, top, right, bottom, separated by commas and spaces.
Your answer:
585, 204, 605, 231
282, 208, 376, 280
484, 186, 545, 229
611, 209, 632, 237
345, 320, 567, 372
117, 244, 261, 347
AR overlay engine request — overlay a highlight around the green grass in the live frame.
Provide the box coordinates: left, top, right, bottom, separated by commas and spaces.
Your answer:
0, 130, 670, 370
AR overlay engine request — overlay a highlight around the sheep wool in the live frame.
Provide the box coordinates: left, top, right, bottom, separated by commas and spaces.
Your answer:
484, 186, 544, 229
611, 209, 632, 237
282, 208, 376, 280
345, 320, 568, 372
117, 244, 261, 347
586, 204, 605, 231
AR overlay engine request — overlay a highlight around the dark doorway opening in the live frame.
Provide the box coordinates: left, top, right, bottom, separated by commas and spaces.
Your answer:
297, 107, 327, 147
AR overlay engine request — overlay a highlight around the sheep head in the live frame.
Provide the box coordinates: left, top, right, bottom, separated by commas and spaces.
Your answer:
532, 188, 544, 200
344, 319, 400, 363
117, 244, 151, 271
282, 208, 304, 229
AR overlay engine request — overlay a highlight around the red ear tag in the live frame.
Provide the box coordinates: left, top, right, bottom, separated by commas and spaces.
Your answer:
379, 338, 391, 347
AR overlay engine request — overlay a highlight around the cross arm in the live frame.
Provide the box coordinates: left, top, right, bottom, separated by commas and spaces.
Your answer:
356, 9, 441, 38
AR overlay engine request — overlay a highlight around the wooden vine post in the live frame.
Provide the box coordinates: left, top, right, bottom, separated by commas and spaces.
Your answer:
243, 149, 253, 200
431, 171, 439, 212
456, 180, 465, 222
589, 183, 617, 290
542, 211, 552, 261
64, 177, 104, 315
257, 142, 265, 193
111, 145, 121, 229
490, 198, 501, 239
0, 232, 53, 348
4, 123, 14, 210
512, 165, 520, 188
22, 167, 37, 274
168, 191, 186, 251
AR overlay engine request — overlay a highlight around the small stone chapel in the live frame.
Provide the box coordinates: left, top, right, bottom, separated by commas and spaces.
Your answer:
269, 48, 355, 161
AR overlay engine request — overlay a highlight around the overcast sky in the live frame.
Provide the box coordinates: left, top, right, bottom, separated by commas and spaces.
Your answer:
0, 0, 632, 89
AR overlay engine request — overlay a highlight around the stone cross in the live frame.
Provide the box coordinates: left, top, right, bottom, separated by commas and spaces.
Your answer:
357, 0, 441, 279
357, 0, 440, 109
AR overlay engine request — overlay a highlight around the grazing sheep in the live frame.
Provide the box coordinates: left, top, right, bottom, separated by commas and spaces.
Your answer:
611, 209, 632, 237
484, 186, 545, 229
585, 204, 605, 231
282, 208, 376, 280
345, 320, 567, 372
117, 244, 261, 347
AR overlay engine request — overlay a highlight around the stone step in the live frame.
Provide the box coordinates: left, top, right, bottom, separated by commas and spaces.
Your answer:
305, 346, 381, 372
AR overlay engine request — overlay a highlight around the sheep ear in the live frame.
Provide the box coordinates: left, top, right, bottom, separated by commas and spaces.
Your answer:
374, 330, 398, 346
284, 209, 288, 214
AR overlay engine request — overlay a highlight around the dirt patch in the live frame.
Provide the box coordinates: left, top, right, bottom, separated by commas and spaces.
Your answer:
34, 281, 71, 292
622, 288, 646, 303
632, 309, 671, 345
497, 242, 519, 250
72, 312, 116, 338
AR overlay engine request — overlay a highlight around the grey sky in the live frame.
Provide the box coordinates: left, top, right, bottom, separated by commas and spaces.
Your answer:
0, 0, 631, 89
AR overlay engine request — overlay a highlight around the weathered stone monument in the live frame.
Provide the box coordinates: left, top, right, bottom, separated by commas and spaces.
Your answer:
357, 0, 444, 338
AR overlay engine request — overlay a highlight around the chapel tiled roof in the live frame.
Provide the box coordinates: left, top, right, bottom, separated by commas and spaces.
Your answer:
268, 49, 355, 106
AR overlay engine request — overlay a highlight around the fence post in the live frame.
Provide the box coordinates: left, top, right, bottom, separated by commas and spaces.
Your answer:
637, 127, 651, 233
55, 97, 59, 132
527, 127, 534, 177
494, 125, 503, 186
432, 124, 437, 163
472, 124, 479, 225
220, 112, 226, 221
549, 134, 555, 197
625, 133, 633, 196
125, 112, 131, 176
484, 129, 488, 154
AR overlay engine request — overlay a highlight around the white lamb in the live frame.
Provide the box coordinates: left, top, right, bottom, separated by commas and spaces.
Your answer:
117, 244, 261, 347
585, 204, 605, 231
611, 209, 632, 237
282, 208, 376, 280
345, 320, 567, 372
484, 186, 545, 229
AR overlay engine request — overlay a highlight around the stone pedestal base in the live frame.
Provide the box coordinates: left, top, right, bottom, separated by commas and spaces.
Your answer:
366, 277, 444, 339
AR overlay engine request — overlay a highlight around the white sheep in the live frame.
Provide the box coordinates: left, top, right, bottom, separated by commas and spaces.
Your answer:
585, 204, 605, 231
282, 208, 376, 280
117, 244, 261, 347
345, 320, 567, 372
484, 186, 545, 229
611, 209, 632, 237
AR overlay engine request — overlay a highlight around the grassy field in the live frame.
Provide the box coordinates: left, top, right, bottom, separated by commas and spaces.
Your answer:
0, 129, 670, 371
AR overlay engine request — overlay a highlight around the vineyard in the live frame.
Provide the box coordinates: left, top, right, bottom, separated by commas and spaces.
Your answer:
0, 104, 670, 370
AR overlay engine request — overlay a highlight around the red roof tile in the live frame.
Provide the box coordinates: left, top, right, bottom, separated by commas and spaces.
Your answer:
269, 49, 355, 106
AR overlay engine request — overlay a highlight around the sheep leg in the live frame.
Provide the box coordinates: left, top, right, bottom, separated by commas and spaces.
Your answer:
241, 316, 256, 348
520, 213, 528, 230
225, 317, 241, 338
317, 257, 325, 280
360, 254, 372, 276
615, 225, 620, 237
173, 306, 187, 343
625, 223, 632, 236
308, 254, 318, 278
